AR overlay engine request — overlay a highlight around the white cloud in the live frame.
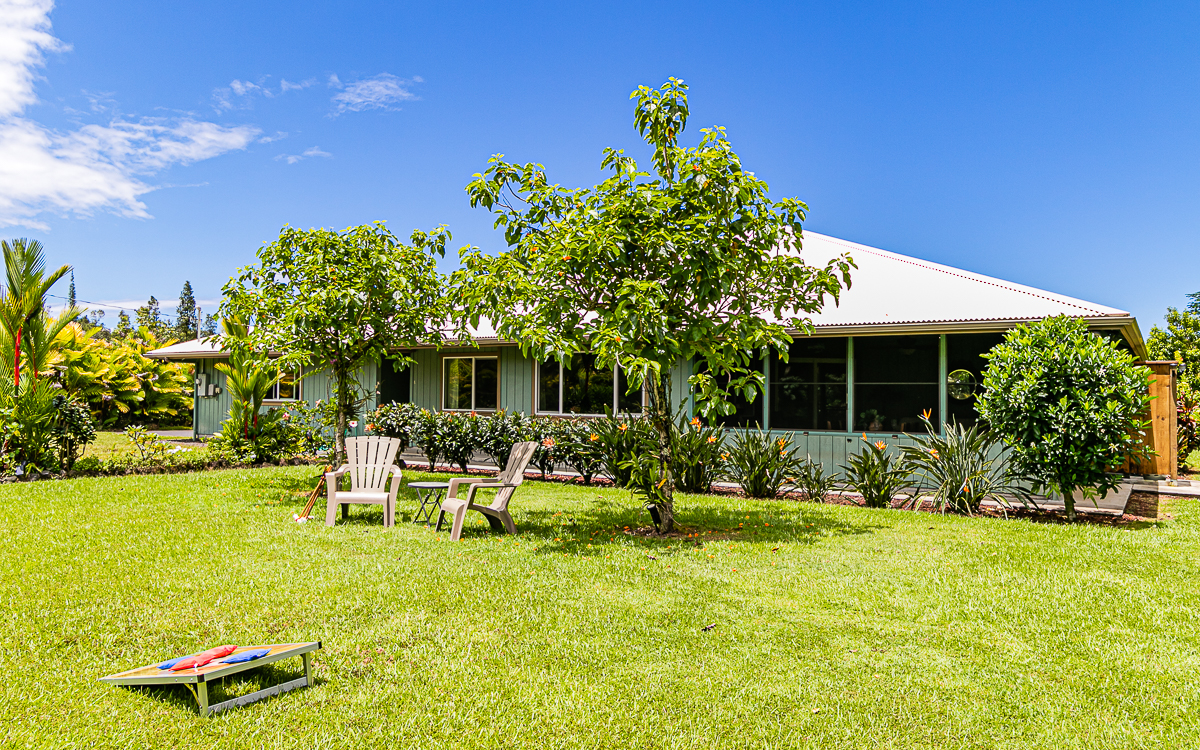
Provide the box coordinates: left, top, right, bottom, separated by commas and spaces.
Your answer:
0, 1, 259, 229
258, 130, 288, 143
214, 76, 315, 111
274, 145, 331, 165
330, 73, 420, 114
280, 78, 314, 92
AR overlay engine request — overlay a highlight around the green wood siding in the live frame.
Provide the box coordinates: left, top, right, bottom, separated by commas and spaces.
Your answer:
500, 346, 532, 413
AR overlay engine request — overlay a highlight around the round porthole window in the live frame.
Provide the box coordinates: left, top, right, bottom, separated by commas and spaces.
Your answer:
947, 369, 976, 400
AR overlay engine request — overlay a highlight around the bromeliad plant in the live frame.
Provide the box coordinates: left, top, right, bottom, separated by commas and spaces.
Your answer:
591, 410, 651, 487
723, 427, 807, 499
841, 437, 912, 509
899, 413, 1033, 514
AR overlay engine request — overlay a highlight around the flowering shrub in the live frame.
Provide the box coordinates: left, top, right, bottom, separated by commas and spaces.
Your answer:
841, 437, 911, 508
723, 428, 806, 498
476, 409, 534, 470
558, 419, 604, 484
672, 415, 726, 494
366, 402, 421, 451
898, 413, 1031, 514
590, 410, 652, 487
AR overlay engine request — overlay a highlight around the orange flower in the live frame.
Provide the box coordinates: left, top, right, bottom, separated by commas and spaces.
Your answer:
541, 438, 555, 447
366, 423, 374, 431
690, 417, 701, 427
589, 433, 599, 441
921, 408, 932, 420
874, 441, 886, 450
777, 438, 787, 448
929, 448, 939, 459
618, 423, 629, 432
707, 436, 718, 443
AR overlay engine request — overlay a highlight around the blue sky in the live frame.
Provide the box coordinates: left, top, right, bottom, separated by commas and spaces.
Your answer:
3, 1, 1198, 333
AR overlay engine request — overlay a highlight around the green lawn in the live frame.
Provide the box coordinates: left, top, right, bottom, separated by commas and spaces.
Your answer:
84, 430, 203, 460
2, 467, 1198, 749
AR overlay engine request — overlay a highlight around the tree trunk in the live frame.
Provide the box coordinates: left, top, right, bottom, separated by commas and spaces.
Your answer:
646, 372, 675, 534
334, 365, 350, 466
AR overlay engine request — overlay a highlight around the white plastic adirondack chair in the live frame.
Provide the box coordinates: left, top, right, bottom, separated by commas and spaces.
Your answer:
325, 436, 404, 527
437, 440, 537, 541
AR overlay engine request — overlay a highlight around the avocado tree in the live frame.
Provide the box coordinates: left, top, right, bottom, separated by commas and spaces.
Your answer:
977, 315, 1153, 520
455, 79, 853, 532
221, 222, 458, 462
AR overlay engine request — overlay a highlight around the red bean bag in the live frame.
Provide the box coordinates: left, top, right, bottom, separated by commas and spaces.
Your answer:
169, 645, 237, 671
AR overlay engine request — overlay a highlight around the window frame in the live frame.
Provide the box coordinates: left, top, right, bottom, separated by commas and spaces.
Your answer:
535, 356, 645, 416
441, 355, 499, 412
264, 368, 303, 403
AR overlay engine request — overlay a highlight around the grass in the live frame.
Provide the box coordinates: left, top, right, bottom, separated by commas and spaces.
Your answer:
84, 430, 203, 460
2, 467, 1198, 748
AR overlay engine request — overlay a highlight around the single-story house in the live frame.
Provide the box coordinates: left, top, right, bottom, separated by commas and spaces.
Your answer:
147, 231, 1178, 476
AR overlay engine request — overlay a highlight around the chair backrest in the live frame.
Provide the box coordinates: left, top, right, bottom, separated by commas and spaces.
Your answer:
498, 441, 537, 486
345, 436, 402, 491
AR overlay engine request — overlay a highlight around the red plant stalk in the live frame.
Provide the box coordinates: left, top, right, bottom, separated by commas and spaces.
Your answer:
12, 328, 20, 388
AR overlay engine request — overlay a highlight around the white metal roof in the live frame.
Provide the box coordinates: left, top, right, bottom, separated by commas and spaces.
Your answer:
797, 231, 1129, 328
147, 231, 1144, 359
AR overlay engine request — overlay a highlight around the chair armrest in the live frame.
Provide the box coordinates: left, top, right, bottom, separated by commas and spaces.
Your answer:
464, 482, 518, 504
326, 465, 349, 480
388, 465, 404, 477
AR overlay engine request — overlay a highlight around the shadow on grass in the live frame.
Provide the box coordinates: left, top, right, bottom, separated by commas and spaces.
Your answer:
120, 661, 319, 716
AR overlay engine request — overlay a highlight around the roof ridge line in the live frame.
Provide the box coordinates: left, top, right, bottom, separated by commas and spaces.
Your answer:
809, 233, 1111, 316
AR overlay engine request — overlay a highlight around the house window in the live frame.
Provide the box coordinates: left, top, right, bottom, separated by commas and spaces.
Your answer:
695, 358, 765, 429
537, 354, 643, 415
770, 337, 848, 431
945, 332, 1006, 427
443, 356, 498, 411
853, 335, 939, 432
266, 370, 302, 401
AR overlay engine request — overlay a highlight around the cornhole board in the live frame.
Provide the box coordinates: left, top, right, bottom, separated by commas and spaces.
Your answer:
99, 642, 321, 716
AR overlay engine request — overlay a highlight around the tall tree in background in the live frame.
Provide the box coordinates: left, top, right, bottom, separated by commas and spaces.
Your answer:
1149, 292, 1200, 401
113, 311, 133, 339
67, 271, 76, 308
200, 313, 218, 338
134, 296, 162, 336
0, 239, 72, 388
222, 222, 460, 461
456, 79, 853, 532
175, 281, 197, 340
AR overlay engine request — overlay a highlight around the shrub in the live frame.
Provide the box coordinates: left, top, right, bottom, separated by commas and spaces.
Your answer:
289, 399, 338, 455
557, 419, 604, 484
841, 438, 911, 508
71, 456, 101, 474
476, 409, 533, 470
590, 410, 650, 488
898, 414, 1032, 514
793, 457, 840, 503
52, 395, 96, 470
977, 315, 1153, 520
9, 378, 59, 472
436, 411, 479, 473
208, 408, 297, 464
723, 427, 807, 498
529, 418, 565, 479
672, 416, 725, 494
409, 408, 444, 471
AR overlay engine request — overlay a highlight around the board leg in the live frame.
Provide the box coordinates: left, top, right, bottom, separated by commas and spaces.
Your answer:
303, 652, 313, 686
197, 681, 209, 716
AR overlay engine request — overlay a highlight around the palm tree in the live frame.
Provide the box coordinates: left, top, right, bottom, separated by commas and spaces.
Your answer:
0, 239, 72, 388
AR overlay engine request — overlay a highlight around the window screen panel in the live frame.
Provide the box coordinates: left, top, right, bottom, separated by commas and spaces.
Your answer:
443, 358, 473, 410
